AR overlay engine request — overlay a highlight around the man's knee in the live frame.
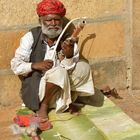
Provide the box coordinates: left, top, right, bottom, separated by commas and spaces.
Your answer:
74, 60, 91, 76
46, 82, 58, 89
44, 66, 68, 80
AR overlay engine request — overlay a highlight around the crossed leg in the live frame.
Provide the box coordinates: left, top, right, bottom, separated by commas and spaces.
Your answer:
34, 82, 61, 130
37, 82, 61, 118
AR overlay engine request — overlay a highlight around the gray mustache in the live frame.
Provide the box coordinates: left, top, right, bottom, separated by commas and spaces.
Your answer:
48, 26, 61, 29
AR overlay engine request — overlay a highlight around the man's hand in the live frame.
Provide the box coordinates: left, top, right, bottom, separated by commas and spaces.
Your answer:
61, 39, 74, 58
31, 60, 53, 71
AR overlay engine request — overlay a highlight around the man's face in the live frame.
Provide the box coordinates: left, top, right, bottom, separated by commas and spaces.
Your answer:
40, 14, 63, 39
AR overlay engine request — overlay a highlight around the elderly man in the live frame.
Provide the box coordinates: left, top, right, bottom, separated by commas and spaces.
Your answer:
11, 0, 94, 130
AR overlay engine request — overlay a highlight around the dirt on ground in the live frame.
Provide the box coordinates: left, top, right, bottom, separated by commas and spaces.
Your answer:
0, 104, 22, 140
109, 89, 140, 123
0, 89, 140, 140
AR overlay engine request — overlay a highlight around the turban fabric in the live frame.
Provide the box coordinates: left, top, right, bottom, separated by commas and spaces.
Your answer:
36, 0, 66, 17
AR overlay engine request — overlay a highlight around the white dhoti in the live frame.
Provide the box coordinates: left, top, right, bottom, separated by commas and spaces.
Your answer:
38, 60, 95, 113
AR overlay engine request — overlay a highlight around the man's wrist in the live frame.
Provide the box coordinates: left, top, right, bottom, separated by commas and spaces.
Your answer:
31, 63, 36, 71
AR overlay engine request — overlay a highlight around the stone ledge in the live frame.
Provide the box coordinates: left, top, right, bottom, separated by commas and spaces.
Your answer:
89, 57, 127, 90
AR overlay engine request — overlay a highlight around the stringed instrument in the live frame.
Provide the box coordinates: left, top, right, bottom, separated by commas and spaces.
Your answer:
58, 22, 85, 61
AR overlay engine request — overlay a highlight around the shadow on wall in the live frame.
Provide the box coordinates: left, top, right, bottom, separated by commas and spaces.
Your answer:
79, 33, 96, 60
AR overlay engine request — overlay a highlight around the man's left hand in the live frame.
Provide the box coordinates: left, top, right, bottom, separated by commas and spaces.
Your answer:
61, 39, 74, 58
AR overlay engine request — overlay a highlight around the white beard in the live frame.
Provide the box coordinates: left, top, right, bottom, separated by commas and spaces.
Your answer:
41, 23, 62, 38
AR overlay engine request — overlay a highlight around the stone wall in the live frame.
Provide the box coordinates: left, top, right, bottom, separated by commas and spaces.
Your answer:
132, 0, 140, 90
0, 0, 134, 105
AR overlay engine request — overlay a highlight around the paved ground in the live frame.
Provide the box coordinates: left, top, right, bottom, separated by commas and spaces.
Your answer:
0, 104, 22, 140
109, 89, 140, 123
0, 89, 139, 140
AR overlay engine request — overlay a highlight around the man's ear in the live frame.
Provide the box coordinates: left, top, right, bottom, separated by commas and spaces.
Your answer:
38, 17, 41, 24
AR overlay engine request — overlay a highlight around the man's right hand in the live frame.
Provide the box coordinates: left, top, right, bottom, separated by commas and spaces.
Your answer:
31, 60, 53, 71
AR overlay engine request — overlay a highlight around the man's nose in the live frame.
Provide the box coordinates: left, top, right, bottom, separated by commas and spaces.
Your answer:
50, 19, 56, 25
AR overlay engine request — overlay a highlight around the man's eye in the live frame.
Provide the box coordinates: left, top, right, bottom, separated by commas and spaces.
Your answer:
54, 19, 61, 21
45, 19, 52, 22
45, 19, 60, 22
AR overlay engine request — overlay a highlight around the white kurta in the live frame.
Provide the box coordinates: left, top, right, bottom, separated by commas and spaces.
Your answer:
11, 31, 95, 113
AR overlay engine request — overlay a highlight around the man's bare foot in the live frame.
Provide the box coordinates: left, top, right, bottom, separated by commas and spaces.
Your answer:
68, 103, 82, 115
30, 115, 52, 131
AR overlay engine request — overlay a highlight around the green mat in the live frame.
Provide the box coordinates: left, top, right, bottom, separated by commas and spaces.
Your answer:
16, 97, 140, 140
18, 107, 108, 140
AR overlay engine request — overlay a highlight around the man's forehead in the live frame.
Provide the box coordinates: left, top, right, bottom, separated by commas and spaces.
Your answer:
41, 14, 62, 20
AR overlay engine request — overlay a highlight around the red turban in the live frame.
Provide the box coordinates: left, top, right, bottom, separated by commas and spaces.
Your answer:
36, 0, 66, 17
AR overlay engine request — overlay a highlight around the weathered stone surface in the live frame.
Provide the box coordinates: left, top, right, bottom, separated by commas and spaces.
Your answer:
0, 30, 27, 69
133, 0, 140, 39
0, 0, 39, 28
132, 46, 140, 89
0, 0, 125, 28
0, 75, 21, 106
78, 21, 125, 59
62, 0, 125, 19
90, 58, 127, 90
132, 0, 140, 90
